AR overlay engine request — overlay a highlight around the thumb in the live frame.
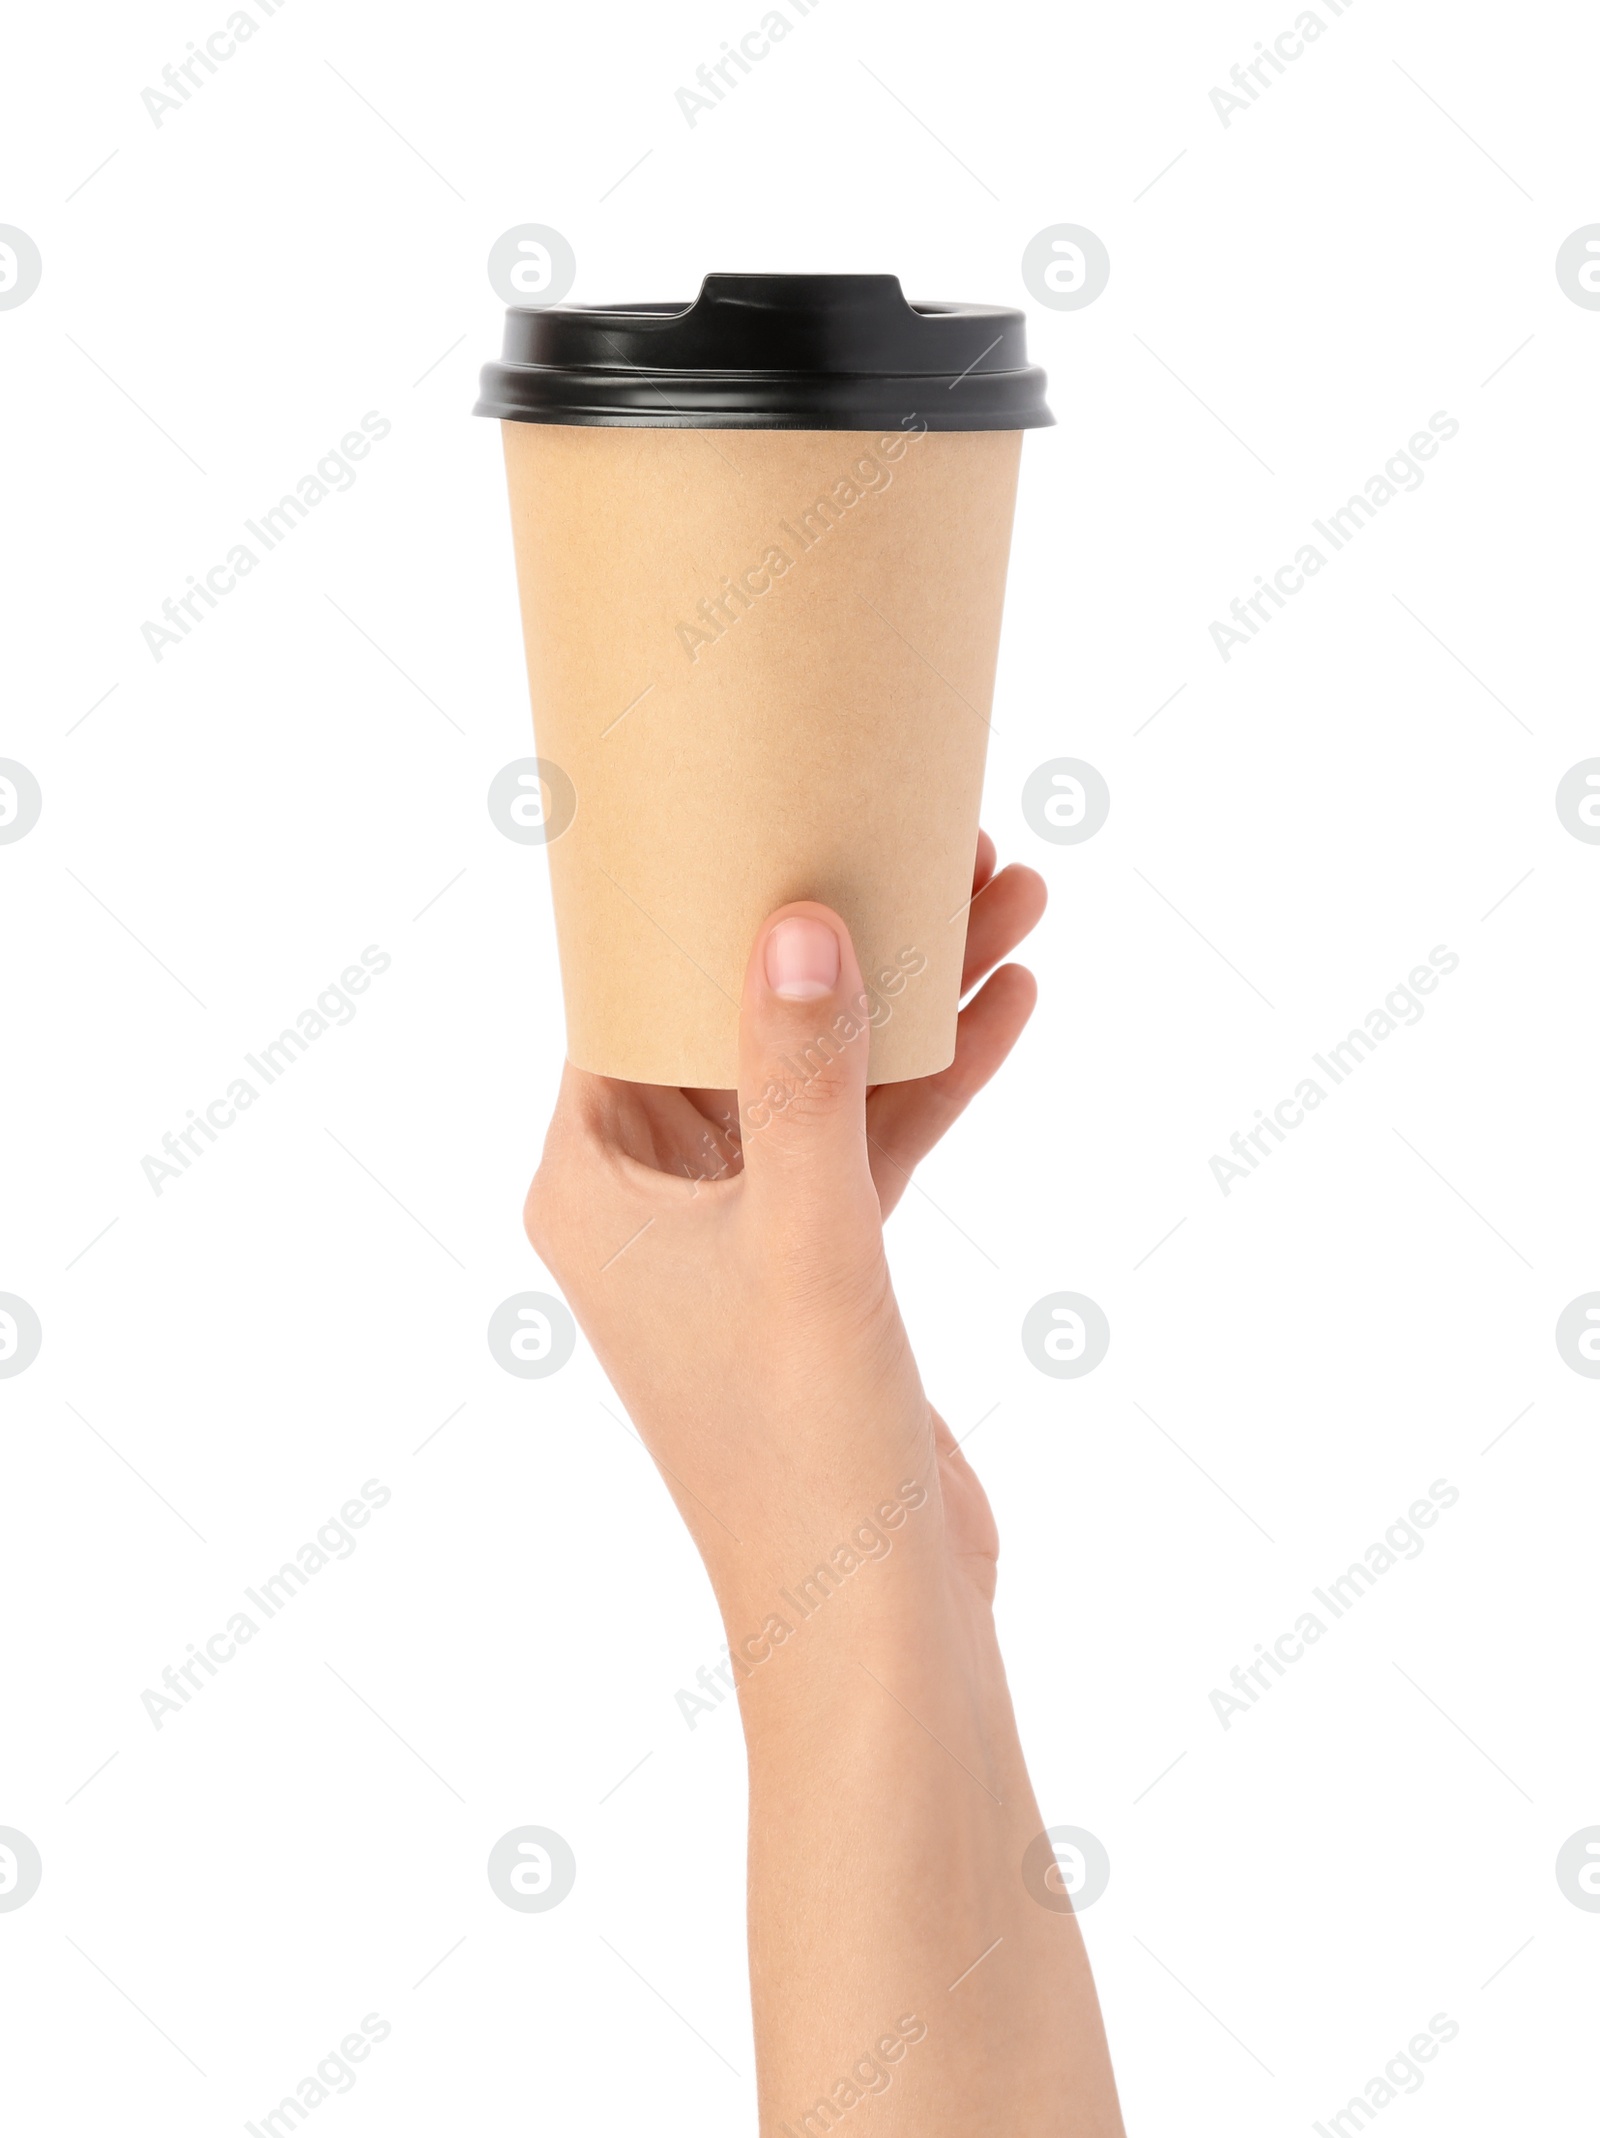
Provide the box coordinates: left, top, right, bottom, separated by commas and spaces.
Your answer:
736, 902, 877, 1217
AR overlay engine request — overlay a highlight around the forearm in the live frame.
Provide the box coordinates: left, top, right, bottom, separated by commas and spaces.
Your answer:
715, 1501, 1124, 2136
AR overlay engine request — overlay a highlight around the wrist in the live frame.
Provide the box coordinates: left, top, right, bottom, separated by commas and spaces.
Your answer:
689, 1419, 940, 1613
716, 1524, 1014, 1778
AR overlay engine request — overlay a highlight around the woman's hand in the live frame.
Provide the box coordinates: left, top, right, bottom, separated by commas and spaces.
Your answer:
521, 836, 1123, 2134
520, 832, 1045, 1589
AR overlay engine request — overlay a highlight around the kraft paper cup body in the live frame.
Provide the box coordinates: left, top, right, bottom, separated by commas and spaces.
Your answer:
501, 419, 1022, 1087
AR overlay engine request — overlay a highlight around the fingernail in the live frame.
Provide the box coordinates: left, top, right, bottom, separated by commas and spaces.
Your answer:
764, 916, 840, 1001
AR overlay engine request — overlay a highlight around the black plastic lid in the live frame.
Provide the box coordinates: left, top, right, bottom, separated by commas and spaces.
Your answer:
473, 272, 1052, 431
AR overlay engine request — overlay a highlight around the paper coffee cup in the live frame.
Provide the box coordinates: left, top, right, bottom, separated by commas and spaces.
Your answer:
476, 274, 1051, 1088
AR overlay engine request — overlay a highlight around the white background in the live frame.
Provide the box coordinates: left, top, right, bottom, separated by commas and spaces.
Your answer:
2, 0, 1595, 2130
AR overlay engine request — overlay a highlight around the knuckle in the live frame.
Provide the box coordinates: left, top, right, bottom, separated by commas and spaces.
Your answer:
766, 1064, 856, 1132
